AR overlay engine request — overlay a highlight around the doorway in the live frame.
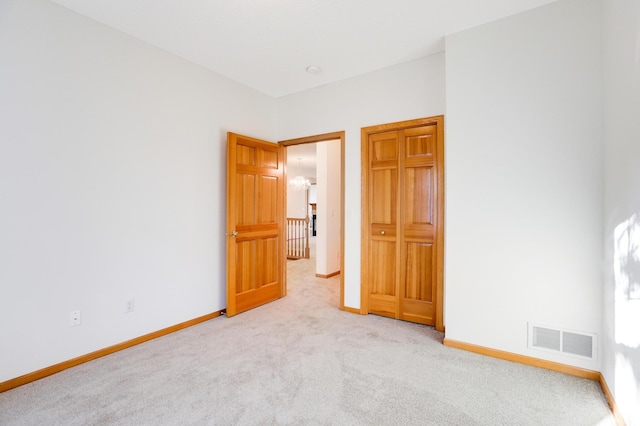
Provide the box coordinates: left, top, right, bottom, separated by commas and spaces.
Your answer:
279, 131, 346, 309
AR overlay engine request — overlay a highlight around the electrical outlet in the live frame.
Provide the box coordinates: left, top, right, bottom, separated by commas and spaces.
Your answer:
125, 299, 135, 313
69, 310, 81, 327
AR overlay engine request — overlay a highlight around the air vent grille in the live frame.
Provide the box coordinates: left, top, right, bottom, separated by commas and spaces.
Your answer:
528, 323, 596, 360
563, 331, 593, 358
532, 326, 561, 351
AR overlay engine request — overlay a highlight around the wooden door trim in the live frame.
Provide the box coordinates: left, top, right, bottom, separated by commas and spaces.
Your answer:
361, 116, 445, 332
279, 131, 346, 310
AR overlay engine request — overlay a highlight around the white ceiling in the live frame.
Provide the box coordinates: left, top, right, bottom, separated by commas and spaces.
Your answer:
48, 0, 558, 98
287, 143, 318, 168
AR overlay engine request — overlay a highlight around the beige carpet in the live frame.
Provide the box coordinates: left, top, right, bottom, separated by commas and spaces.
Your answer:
0, 238, 615, 425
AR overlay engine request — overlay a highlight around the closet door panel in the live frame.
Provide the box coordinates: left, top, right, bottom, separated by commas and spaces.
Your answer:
399, 125, 438, 325
367, 131, 400, 318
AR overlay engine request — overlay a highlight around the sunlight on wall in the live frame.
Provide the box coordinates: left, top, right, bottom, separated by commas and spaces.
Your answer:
615, 353, 639, 423
613, 213, 640, 348
613, 212, 640, 424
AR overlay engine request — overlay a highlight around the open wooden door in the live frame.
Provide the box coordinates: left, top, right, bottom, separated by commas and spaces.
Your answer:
226, 132, 285, 316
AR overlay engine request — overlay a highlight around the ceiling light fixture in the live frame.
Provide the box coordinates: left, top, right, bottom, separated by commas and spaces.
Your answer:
306, 65, 321, 74
289, 158, 311, 191
290, 175, 311, 191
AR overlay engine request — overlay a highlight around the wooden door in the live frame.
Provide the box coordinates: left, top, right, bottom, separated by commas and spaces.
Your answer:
367, 130, 401, 319
362, 117, 444, 330
226, 132, 285, 316
399, 125, 437, 325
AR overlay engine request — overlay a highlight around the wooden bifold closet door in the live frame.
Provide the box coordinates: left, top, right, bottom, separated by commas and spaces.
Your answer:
361, 117, 444, 331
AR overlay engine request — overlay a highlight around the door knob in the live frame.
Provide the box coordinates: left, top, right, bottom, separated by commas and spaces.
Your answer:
380, 231, 385, 235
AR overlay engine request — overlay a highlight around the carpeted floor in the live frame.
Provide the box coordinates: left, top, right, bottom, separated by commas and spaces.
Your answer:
0, 238, 616, 425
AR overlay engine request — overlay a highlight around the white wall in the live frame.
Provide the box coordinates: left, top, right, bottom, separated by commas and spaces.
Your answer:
277, 54, 445, 307
0, 0, 275, 382
445, 0, 603, 370
315, 140, 341, 276
602, 0, 640, 423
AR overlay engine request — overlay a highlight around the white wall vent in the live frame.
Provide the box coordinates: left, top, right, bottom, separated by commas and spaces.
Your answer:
531, 326, 561, 351
528, 323, 596, 360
